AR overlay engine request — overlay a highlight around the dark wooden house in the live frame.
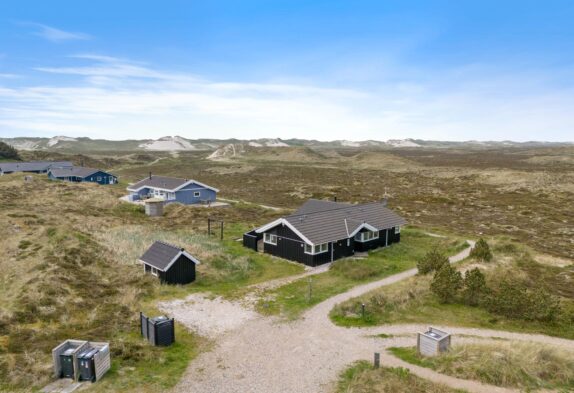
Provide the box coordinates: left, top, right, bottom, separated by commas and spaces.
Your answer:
243, 199, 407, 266
139, 241, 199, 284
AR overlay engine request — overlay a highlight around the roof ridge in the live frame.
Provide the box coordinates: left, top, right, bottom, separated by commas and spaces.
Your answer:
287, 201, 383, 218
154, 240, 184, 250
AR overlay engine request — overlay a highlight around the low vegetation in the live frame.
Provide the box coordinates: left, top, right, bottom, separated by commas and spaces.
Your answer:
331, 239, 574, 338
257, 229, 466, 319
0, 175, 301, 392
390, 343, 574, 391
0, 141, 20, 160
336, 362, 462, 393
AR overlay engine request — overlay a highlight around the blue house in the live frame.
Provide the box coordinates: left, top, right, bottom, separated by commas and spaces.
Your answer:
48, 167, 118, 185
126, 175, 218, 205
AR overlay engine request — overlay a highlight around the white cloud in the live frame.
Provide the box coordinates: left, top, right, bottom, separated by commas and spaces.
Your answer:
23, 23, 91, 42
0, 55, 573, 141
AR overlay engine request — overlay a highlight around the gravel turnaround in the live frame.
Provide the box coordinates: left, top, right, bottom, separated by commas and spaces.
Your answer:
172, 241, 574, 393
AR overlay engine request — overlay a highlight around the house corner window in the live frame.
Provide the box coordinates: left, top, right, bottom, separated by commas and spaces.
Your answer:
395, 226, 401, 234
150, 267, 159, 277
304, 242, 328, 255
354, 230, 379, 243
264, 233, 278, 245
194, 191, 201, 197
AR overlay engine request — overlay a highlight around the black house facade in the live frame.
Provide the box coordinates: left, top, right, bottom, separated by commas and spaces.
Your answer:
139, 241, 199, 284
243, 199, 406, 267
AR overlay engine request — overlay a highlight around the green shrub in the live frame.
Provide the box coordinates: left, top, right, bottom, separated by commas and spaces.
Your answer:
485, 280, 561, 322
430, 264, 462, 303
462, 268, 489, 306
417, 249, 449, 275
0, 141, 20, 160
470, 238, 493, 262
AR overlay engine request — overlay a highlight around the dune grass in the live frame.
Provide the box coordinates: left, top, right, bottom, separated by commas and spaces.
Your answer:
330, 239, 574, 339
390, 343, 574, 391
256, 229, 467, 319
336, 361, 464, 393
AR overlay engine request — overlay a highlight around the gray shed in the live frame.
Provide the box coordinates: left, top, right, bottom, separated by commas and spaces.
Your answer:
145, 198, 165, 217
52, 340, 111, 382
417, 327, 451, 357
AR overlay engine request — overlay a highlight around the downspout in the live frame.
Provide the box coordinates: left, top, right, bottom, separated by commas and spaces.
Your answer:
331, 242, 334, 262
385, 229, 388, 247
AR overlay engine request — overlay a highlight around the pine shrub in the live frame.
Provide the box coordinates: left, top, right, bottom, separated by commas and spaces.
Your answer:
417, 249, 449, 275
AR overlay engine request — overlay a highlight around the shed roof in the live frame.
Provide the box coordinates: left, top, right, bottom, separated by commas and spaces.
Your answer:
139, 241, 199, 271
127, 175, 219, 193
0, 161, 72, 173
256, 199, 406, 245
49, 166, 109, 178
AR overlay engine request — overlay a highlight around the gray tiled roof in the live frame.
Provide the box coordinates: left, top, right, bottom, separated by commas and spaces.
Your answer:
0, 161, 72, 173
127, 175, 189, 191
49, 166, 104, 178
139, 241, 185, 271
293, 199, 351, 215
284, 200, 407, 244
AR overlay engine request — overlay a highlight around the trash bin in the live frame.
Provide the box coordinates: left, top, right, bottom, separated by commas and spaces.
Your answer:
60, 348, 76, 378
77, 348, 99, 382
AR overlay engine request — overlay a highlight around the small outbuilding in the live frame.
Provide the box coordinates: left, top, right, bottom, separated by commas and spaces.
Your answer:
417, 327, 451, 357
139, 241, 200, 284
52, 339, 111, 382
145, 198, 165, 217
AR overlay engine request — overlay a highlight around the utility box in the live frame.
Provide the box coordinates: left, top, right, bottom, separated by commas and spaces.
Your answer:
145, 199, 164, 217
140, 312, 175, 346
52, 340, 111, 383
417, 327, 451, 357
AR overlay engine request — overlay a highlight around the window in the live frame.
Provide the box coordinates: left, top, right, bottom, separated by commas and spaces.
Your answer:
264, 233, 277, 245
354, 231, 379, 243
395, 226, 401, 234
194, 191, 201, 197
304, 242, 328, 254
97, 176, 102, 181
150, 267, 158, 277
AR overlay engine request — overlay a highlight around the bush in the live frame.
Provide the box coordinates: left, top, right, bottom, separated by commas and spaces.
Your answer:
417, 249, 449, 275
0, 141, 20, 160
470, 238, 493, 262
462, 268, 489, 306
430, 264, 462, 303
485, 280, 561, 322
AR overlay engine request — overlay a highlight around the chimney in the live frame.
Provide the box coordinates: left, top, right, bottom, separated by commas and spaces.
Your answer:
149, 171, 152, 179
333, 196, 337, 202
381, 198, 388, 207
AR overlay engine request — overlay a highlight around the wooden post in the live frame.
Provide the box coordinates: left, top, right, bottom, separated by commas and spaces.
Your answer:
374, 352, 380, 368
207, 218, 211, 236
361, 303, 365, 319
307, 277, 313, 302
220, 220, 224, 240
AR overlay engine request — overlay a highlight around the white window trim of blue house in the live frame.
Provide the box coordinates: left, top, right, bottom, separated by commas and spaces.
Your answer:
194, 191, 201, 197
264, 233, 277, 245
354, 230, 379, 243
304, 242, 328, 255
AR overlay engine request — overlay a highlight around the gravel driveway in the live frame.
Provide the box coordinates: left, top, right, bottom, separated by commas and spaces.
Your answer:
171, 241, 574, 393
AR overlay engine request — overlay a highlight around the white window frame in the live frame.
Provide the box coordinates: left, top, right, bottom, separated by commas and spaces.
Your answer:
150, 267, 159, 277
194, 191, 201, 197
354, 230, 379, 243
304, 242, 328, 255
395, 226, 401, 234
97, 176, 102, 181
264, 233, 277, 245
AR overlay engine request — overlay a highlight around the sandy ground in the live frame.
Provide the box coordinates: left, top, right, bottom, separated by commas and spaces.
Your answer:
170, 241, 574, 393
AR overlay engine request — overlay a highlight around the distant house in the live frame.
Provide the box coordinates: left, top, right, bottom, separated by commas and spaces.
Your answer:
127, 175, 218, 205
243, 199, 407, 266
0, 161, 72, 175
139, 241, 200, 284
48, 167, 118, 185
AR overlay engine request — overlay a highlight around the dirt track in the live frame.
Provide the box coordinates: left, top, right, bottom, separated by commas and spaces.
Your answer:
172, 241, 574, 393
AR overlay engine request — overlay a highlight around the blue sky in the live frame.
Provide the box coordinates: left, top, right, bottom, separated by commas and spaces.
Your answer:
0, 0, 573, 141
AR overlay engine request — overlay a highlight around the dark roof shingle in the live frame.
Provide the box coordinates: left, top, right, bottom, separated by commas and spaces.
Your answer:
49, 166, 106, 178
139, 241, 188, 270
273, 199, 407, 244
0, 161, 73, 173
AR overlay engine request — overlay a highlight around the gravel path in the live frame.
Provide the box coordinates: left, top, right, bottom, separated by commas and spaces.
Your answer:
172, 241, 574, 393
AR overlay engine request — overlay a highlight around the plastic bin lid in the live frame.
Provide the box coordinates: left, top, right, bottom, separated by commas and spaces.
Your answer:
78, 348, 99, 359
151, 315, 170, 323
62, 348, 76, 356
